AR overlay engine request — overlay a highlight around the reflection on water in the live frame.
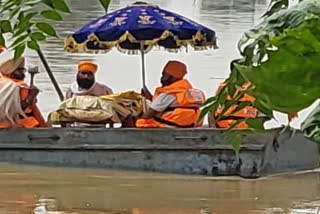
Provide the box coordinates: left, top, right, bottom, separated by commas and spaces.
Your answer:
0, 163, 320, 214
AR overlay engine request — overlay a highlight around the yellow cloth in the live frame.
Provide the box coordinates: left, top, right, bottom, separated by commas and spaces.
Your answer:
48, 91, 146, 124
101, 90, 144, 117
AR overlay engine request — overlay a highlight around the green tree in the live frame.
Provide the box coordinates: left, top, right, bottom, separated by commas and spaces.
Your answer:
201, 0, 320, 150
0, 0, 111, 100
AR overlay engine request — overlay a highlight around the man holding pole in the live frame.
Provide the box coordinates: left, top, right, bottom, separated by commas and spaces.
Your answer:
136, 61, 206, 128
0, 56, 46, 128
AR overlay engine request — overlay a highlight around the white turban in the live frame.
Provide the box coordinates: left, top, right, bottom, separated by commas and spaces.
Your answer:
0, 57, 25, 76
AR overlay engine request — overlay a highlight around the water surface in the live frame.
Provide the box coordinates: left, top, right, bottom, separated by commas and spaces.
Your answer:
0, 163, 320, 214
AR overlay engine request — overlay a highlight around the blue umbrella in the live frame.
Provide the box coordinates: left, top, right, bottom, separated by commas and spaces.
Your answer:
65, 1, 217, 88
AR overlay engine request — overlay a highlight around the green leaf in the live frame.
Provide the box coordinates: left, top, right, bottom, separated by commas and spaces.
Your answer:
203, 96, 216, 106
31, 32, 46, 41
52, 0, 71, 13
253, 100, 273, 118
0, 1, 16, 13
41, 0, 54, 8
25, 12, 39, 21
9, 7, 20, 19
230, 101, 252, 115
215, 99, 238, 121
262, 0, 289, 18
14, 44, 26, 61
20, 5, 33, 12
27, 40, 40, 50
18, 11, 25, 22
198, 102, 218, 121
224, 132, 241, 154
40, 9, 63, 21
227, 119, 246, 131
0, 20, 12, 33
99, 0, 111, 12
0, 33, 6, 47
13, 22, 33, 37
10, 33, 29, 48
246, 118, 265, 132
26, 0, 43, 6
217, 90, 227, 103
36, 22, 57, 37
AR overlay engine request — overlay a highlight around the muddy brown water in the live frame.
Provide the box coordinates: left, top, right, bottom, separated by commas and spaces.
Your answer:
0, 163, 319, 214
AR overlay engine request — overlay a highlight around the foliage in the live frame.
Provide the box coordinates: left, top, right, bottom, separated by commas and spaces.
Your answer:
301, 101, 320, 143
99, 0, 111, 12
202, 0, 320, 119
201, 0, 320, 149
236, 0, 320, 114
0, 0, 71, 59
0, 0, 111, 60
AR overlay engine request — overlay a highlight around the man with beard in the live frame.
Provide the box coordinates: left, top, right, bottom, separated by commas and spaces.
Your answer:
0, 56, 46, 128
136, 61, 206, 128
65, 61, 113, 99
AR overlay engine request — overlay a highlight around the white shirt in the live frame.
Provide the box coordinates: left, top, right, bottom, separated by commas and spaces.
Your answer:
150, 93, 178, 112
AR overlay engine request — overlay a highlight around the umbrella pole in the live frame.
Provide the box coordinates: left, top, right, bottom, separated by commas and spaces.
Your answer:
140, 42, 148, 112
140, 42, 146, 89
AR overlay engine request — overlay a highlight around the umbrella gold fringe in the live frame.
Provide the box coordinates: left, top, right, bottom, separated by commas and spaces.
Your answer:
64, 30, 218, 54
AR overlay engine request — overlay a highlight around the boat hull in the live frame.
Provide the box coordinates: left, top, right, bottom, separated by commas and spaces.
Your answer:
0, 128, 318, 178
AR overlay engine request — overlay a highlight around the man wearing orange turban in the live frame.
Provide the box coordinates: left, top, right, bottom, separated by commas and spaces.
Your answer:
136, 60, 206, 128
65, 61, 113, 99
0, 57, 46, 128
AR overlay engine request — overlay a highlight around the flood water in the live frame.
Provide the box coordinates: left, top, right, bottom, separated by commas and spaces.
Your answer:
1, 0, 319, 213
1, 163, 320, 214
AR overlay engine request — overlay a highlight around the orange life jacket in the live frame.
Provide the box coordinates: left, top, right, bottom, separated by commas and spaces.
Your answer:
214, 82, 258, 129
0, 76, 47, 128
136, 79, 205, 128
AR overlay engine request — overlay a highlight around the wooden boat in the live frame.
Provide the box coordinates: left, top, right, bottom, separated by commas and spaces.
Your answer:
0, 128, 318, 178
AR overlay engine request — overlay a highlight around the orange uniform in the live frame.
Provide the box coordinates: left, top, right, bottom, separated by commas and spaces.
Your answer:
214, 82, 258, 129
136, 79, 205, 128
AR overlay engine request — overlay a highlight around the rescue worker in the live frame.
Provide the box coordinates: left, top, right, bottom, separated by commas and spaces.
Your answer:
0, 57, 46, 128
136, 61, 205, 128
209, 81, 266, 128
210, 81, 298, 128
65, 61, 113, 99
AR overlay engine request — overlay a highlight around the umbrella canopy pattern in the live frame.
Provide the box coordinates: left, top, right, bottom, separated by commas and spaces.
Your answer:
64, 2, 217, 54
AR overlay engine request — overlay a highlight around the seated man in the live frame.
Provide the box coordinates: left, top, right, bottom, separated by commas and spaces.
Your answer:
0, 57, 46, 128
136, 61, 206, 128
210, 81, 297, 128
209, 81, 268, 129
65, 61, 113, 99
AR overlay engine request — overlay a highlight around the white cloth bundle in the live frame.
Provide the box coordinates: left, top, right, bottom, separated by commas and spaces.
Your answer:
0, 78, 26, 126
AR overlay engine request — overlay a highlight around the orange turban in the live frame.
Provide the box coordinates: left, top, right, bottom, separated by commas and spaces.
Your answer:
0, 57, 25, 76
163, 61, 187, 79
78, 61, 98, 73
